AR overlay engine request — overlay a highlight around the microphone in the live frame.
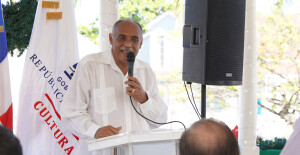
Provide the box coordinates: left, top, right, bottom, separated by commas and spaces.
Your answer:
127, 52, 135, 78
126, 51, 187, 130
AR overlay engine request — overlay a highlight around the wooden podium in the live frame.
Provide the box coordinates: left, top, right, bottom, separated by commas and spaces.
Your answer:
84, 129, 183, 155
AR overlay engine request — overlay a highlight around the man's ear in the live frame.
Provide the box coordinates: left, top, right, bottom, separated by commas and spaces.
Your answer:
139, 38, 143, 49
109, 33, 113, 45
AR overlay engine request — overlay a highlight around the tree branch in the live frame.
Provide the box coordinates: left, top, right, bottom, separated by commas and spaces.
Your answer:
258, 102, 280, 115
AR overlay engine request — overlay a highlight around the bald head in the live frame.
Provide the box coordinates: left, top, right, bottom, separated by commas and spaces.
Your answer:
180, 118, 239, 155
112, 19, 143, 37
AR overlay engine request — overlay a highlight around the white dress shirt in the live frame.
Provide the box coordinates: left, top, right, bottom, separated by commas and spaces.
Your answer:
280, 117, 300, 155
61, 51, 168, 140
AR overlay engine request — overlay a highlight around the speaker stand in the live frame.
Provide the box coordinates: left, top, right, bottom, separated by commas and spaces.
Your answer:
201, 85, 206, 118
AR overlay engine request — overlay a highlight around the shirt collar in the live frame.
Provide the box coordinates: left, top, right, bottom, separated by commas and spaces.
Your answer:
97, 51, 144, 74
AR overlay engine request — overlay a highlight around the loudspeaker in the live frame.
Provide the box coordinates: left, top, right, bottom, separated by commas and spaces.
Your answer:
182, 0, 246, 85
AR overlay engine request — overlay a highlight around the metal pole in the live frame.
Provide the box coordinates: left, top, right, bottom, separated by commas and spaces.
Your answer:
201, 85, 206, 118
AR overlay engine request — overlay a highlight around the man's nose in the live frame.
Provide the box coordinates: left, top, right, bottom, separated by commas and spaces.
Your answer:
124, 39, 133, 47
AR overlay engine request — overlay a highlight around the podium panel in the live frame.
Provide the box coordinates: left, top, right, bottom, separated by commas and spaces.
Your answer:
83, 130, 183, 155
132, 140, 176, 155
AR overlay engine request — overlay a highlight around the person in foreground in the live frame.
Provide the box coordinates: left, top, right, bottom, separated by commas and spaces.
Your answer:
280, 117, 300, 155
179, 118, 240, 155
0, 125, 22, 155
60, 19, 167, 153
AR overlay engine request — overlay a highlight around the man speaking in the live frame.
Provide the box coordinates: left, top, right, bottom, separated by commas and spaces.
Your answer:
60, 19, 168, 154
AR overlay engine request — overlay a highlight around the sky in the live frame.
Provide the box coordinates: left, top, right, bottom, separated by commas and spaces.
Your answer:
75, 0, 300, 27
2, 0, 300, 26
73, 0, 300, 26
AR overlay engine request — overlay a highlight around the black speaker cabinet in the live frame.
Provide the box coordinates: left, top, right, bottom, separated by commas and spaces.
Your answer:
182, 0, 246, 85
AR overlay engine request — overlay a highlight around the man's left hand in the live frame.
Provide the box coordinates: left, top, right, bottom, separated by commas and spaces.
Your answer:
125, 76, 148, 103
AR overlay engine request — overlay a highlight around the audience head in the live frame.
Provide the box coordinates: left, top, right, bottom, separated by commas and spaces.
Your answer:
179, 118, 239, 155
0, 125, 22, 155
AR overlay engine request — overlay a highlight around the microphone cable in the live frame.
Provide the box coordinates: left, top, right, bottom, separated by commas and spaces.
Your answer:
126, 52, 185, 130
184, 81, 201, 119
129, 96, 186, 130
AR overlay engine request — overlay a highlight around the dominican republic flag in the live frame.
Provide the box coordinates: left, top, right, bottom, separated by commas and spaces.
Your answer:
0, 0, 13, 131
16, 0, 80, 154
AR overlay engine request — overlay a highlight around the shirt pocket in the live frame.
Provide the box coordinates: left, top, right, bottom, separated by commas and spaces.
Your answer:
91, 87, 116, 114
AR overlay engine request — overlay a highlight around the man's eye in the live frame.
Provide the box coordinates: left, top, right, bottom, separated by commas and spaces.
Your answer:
117, 35, 126, 40
132, 38, 139, 42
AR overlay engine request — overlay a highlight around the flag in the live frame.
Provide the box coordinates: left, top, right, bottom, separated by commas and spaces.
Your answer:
0, 0, 13, 131
16, 0, 80, 154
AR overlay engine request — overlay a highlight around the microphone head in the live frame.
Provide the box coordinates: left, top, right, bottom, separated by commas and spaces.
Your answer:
127, 52, 135, 62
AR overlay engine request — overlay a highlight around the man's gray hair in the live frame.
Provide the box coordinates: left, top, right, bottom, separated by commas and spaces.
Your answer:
112, 19, 143, 35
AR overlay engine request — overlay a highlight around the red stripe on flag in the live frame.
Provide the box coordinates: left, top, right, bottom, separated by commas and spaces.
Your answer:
44, 93, 79, 141
72, 134, 79, 141
45, 93, 61, 120
0, 103, 13, 130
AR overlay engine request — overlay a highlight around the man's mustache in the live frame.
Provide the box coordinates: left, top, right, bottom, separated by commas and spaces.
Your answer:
120, 46, 133, 51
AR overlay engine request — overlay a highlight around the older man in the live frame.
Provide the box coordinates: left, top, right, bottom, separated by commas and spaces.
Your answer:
60, 19, 167, 154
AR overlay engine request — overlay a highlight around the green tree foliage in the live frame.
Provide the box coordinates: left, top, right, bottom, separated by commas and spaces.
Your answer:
118, 0, 175, 32
78, 0, 182, 44
77, 18, 99, 45
2, 0, 37, 57
257, 2, 300, 125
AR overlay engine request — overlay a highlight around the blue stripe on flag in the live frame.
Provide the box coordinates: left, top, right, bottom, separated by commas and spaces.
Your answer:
0, 0, 8, 63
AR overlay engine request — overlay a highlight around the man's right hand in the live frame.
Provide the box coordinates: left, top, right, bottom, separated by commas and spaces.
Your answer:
94, 125, 122, 139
